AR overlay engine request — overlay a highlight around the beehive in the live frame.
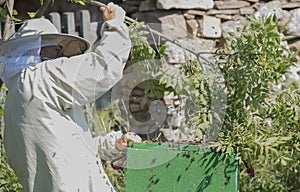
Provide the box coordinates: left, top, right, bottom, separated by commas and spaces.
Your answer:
126, 143, 239, 192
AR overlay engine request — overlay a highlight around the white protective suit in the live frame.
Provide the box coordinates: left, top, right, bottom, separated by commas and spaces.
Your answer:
2, 15, 131, 192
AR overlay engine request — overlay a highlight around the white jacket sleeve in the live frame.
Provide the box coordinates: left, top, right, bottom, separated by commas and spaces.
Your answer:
39, 20, 131, 110
71, 20, 131, 107
96, 130, 123, 161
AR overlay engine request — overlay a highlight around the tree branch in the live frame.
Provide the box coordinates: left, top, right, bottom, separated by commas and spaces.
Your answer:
34, 0, 52, 18
1, 0, 15, 87
0, 0, 5, 6
3, 0, 14, 41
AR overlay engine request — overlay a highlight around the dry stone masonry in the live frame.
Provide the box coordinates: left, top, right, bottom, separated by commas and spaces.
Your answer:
118, 0, 300, 140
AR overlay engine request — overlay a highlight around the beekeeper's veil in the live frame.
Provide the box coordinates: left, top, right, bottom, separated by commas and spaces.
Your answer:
0, 18, 90, 85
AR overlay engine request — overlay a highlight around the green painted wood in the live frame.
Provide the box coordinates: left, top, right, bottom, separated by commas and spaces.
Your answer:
126, 143, 239, 192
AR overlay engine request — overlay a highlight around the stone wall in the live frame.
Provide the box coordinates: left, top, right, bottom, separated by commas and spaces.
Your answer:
122, 0, 300, 63
115, 0, 300, 140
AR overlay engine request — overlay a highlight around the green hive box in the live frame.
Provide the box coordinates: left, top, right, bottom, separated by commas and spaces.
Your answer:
126, 143, 239, 192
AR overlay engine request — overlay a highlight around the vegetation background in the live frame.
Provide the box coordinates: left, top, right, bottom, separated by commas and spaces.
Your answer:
0, 0, 299, 192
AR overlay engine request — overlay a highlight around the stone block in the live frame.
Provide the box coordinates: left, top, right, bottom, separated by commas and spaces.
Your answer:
156, 0, 214, 10
139, 0, 156, 12
287, 8, 300, 36
132, 11, 188, 39
185, 10, 206, 16
282, 2, 300, 9
206, 9, 240, 15
202, 16, 222, 38
215, 1, 250, 9
163, 38, 216, 64
215, 14, 233, 21
254, 0, 283, 19
240, 7, 255, 15
221, 17, 247, 38
186, 19, 198, 37
159, 13, 188, 39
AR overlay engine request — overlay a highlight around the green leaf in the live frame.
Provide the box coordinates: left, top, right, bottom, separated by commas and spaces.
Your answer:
0, 7, 7, 18
267, 32, 280, 39
159, 44, 167, 55
281, 35, 297, 41
27, 12, 36, 18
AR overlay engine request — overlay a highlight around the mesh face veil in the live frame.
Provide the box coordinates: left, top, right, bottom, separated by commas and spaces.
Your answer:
0, 18, 90, 85
0, 36, 42, 84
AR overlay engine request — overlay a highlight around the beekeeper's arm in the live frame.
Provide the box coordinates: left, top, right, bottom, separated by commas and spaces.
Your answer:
76, 4, 130, 106
97, 131, 142, 161
94, 3, 141, 161
45, 3, 131, 109
43, 3, 134, 160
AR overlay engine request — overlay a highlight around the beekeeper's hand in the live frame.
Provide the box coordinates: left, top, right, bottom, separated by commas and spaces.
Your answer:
115, 132, 142, 151
100, 2, 125, 22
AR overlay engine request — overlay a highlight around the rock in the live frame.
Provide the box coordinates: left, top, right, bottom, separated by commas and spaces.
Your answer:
197, 19, 203, 37
140, 96, 149, 110
185, 10, 206, 16
240, 7, 255, 15
120, 3, 139, 15
183, 13, 195, 20
286, 8, 300, 36
130, 103, 141, 112
132, 89, 145, 96
156, 0, 214, 10
186, 19, 198, 37
174, 99, 181, 106
132, 10, 178, 24
287, 64, 300, 88
214, 1, 250, 10
163, 38, 216, 63
164, 98, 173, 105
254, 0, 283, 19
124, 0, 141, 6
132, 11, 187, 39
202, 16, 222, 38
282, 2, 300, 9
160, 127, 198, 142
289, 39, 300, 54
139, 0, 156, 12
278, 10, 291, 30
215, 14, 233, 21
206, 9, 240, 15
130, 96, 142, 103
221, 16, 247, 37
159, 13, 188, 39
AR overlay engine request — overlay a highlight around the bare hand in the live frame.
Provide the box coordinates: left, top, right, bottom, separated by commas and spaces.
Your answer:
115, 132, 142, 151
100, 2, 125, 22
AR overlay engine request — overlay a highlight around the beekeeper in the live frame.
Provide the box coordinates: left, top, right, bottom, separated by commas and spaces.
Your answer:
0, 2, 141, 192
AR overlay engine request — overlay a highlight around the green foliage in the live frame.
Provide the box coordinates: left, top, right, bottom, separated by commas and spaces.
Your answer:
128, 21, 156, 64
27, 12, 37, 19
0, 148, 22, 192
127, 15, 300, 192
103, 162, 126, 192
68, 0, 86, 5
0, 85, 22, 192
214, 15, 300, 191
0, 4, 21, 22
128, 21, 170, 99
